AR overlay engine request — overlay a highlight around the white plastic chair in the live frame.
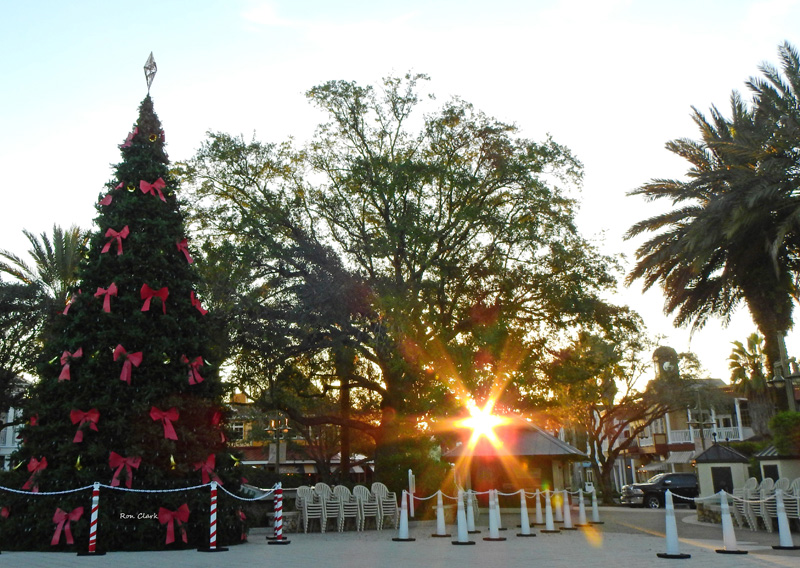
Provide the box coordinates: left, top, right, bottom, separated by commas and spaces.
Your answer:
296, 485, 325, 533
333, 485, 361, 531
354, 485, 381, 530
315, 482, 342, 532
371, 482, 399, 530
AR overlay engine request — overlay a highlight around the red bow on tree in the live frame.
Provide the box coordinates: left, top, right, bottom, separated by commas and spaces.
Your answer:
181, 355, 204, 385
150, 406, 179, 440
58, 348, 83, 381
120, 127, 138, 149
176, 238, 194, 264
51, 507, 83, 546
1, 507, 9, 519
140, 177, 167, 202
141, 284, 169, 314
113, 345, 143, 384
190, 291, 208, 315
94, 283, 118, 313
193, 454, 223, 485
70, 408, 99, 443
62, 290, 81, 315
158, 504, 190, 544
22, 457, 47, 492
101, 226, 130, 255
211, 410, 226, 443
99, 193, 113, 206
109, 452, 141, 488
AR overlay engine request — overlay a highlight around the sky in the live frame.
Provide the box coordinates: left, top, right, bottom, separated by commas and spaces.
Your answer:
2, 0, 800, 383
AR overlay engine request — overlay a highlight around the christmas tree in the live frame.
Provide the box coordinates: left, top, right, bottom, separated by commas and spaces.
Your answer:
0, 82, 244, 551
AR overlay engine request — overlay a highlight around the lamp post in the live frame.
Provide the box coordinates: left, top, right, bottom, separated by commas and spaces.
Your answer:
687, 416, 715, 451
266, 417, 291, 475
769, 333, 798, 413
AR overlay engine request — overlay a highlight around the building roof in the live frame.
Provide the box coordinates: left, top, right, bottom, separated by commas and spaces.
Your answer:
693, 443, 749, 463
754, 445, 800, 459
444, 421, 587, 460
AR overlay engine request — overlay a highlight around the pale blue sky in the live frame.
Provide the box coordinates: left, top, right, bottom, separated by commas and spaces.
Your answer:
3, 0, 800, 381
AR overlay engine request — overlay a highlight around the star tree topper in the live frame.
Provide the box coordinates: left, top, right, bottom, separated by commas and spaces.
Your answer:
144, 52, 157, 92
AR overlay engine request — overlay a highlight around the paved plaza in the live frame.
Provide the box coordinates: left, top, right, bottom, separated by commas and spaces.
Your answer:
1, 508, 798, 568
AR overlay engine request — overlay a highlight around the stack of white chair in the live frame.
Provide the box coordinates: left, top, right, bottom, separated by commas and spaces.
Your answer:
757, 477, 775, 532
353, 485, 381, 529
371, 482, 399, 530
296, 485, 325, 533
333, 485, 362, 531
784, 478, 800, 520
315, 482, 342, 533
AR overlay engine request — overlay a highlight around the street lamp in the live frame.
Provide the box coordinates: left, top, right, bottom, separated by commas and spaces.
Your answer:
687, 415, 715, 451
266, 417, 291, 474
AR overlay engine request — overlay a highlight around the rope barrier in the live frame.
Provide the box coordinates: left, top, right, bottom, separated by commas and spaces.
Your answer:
0, 484, 93, 496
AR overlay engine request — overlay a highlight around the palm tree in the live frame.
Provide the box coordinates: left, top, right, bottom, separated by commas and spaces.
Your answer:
0, 224, 88, 307
729, 333, 773, 436
625, 43, 800, 372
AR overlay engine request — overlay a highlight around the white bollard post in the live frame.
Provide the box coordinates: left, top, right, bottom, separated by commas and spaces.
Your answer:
773, 489, 800, 550
432, 490, 451, 537
495, 491, 506, 531
716, 490, 746, 554
483, 490, 506, 541
392, 490, 415, 541
518, 489, 535, 537
534, 490, 544, 525
561, 491, 576, 530
554, 490, 564, 523
576, 490, 589, 527
656, 490, 690, 559
541, 490, 559, 533
452, 489, 475, 545
408, 469, 415, 518
590, 488, 603, 524
466, 490, 479, 533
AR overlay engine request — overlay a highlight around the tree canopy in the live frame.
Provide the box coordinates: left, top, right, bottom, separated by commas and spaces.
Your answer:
180, 73, 630, 485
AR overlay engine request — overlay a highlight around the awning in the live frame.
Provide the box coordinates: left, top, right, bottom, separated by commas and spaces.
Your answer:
664, 451, 695, 464
642, 461, 669, 472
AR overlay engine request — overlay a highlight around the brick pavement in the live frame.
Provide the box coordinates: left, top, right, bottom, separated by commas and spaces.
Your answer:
1, 511, 798, 568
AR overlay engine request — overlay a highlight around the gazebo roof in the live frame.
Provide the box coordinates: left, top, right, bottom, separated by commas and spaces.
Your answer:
693, 443, 749, 464
444, 421, 587, 460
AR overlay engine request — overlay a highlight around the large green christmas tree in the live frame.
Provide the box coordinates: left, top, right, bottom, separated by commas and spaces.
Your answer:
0, 95, 244, 551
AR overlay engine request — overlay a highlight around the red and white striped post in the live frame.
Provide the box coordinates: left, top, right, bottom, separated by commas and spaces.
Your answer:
77, 482, 105, 556
198, 480, 228, 552
89, 482, 100, 552
268, 482, 291, 545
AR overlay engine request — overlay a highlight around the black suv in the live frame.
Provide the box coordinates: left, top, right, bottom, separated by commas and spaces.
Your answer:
620, 473, 698, 509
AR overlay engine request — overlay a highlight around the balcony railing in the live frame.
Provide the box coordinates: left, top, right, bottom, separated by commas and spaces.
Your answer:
637, 426, 752, 446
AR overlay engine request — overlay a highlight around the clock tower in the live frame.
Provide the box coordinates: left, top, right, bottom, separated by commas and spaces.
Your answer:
652, 345, 679, 379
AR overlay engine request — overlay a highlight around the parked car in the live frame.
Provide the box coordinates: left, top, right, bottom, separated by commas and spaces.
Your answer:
620, 472, 698, 509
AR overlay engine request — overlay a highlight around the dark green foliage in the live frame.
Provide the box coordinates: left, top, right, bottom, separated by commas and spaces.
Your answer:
626, 42, 800, 370
770, 411, 800, 455
181, 74, 625, 485
0, 97, 243, 551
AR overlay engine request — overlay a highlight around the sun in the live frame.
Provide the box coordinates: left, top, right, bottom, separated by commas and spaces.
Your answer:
455, 400, 509, 449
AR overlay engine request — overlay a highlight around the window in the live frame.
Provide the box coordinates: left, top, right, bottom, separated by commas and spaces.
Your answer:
738, 401, 751, 428
231, 422, 244, 441
763, 464, 779, 481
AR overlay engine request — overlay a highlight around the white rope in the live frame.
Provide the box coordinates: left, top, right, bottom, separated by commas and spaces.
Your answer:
98, 482, 211, 493
217, 483, 277, 501
0, 484, 93, 496
411, 492, 440, 501
496, 489, 523, 497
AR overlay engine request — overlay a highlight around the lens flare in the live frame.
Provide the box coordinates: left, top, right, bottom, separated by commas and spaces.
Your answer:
455, 399, 510, 450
